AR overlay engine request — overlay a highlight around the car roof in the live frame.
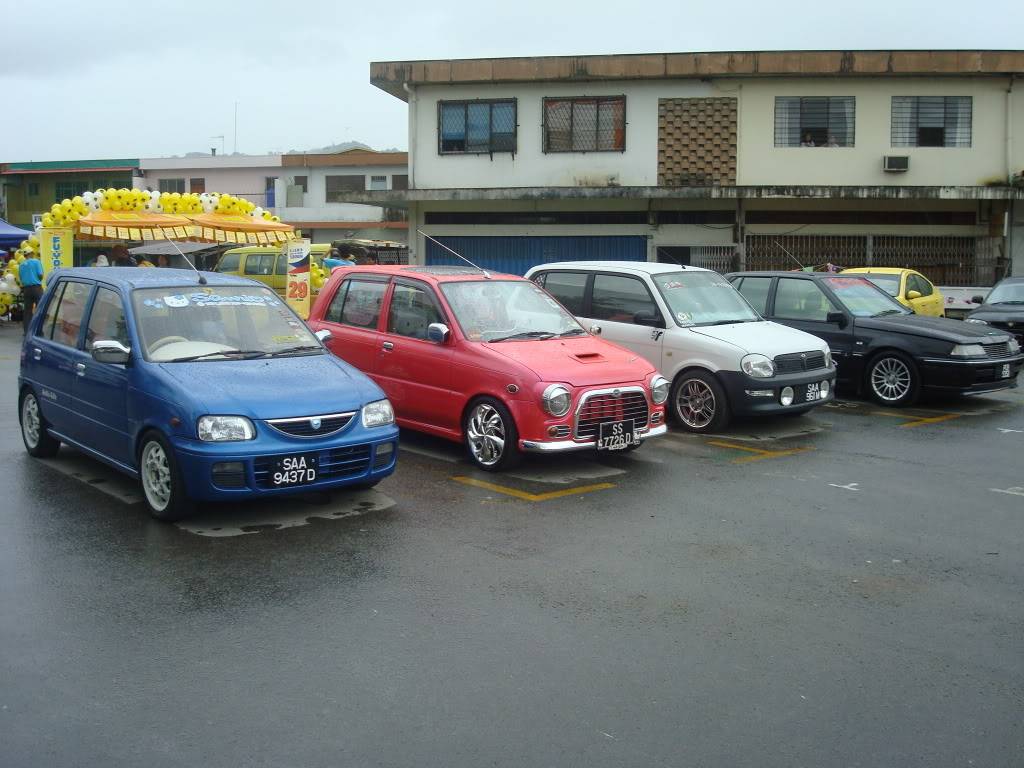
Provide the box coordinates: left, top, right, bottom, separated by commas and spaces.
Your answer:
994, 276, 1024, 284
528, 261, 711, 276
333, 264, 526, 283
223, 244, 331, 254
53, 266, 263, 290
841, 267, 909, 275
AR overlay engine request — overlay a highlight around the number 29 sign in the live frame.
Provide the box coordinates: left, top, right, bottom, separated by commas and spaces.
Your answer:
285, 238, 312, 319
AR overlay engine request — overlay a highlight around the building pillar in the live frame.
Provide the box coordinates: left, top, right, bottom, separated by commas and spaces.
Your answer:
734, 200, 746, 271
1011, 198, 1024, 277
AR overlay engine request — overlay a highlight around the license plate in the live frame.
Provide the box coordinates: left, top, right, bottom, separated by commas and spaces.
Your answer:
1001, 364, 1011, 379
597, 419, 638, 451
271, 453, 318, 486
805, 382, 821, 401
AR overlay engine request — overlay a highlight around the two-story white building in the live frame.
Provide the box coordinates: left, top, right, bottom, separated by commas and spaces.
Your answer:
139, 154, 282, 210
353, 50, 1024, 285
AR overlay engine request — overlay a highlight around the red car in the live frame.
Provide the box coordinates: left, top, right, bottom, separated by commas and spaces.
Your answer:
307, 265, 668, 470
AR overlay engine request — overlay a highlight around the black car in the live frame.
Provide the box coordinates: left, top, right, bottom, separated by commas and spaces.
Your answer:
965, 277, 1024, 346
726, 271, 1023, 406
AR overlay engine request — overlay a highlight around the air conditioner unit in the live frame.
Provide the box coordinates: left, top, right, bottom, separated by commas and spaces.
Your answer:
883, 155, 910, 173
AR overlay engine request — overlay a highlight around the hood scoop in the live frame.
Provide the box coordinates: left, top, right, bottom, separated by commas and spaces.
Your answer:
573, 352, 606, 363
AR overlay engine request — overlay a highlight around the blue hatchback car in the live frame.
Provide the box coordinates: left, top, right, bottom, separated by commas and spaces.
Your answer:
18, 268, 399, 520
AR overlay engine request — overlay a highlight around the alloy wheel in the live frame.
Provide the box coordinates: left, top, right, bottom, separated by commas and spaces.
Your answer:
141, 441, 173, 513
466, 403, 506, 467
871, 357, 912, 403
21, 394, 41, 449
676, 378, 717, 429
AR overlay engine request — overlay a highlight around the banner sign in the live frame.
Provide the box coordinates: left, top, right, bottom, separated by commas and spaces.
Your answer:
285, 238, 312, 319
39, 227, 74, 276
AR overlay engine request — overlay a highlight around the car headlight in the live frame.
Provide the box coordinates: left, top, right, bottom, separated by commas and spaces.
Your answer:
950, 344, 986, 357
963, 318, 988, 325
824, 349, 833, 368
542, 384, 572, 417
650, 375, 670, 404
362, 399, 395, 428
741, 353, 775, 378
1009, 338, 1021, 354
197, 415, 255, 442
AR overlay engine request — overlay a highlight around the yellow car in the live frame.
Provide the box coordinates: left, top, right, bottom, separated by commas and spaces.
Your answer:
213, 244, 330, 296
841, 268, 945, 317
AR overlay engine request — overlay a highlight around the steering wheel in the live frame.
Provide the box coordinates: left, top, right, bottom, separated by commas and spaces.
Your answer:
149, 336, 189, 353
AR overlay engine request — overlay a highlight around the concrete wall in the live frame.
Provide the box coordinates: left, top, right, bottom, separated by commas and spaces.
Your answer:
274, 165, 406, 223
140, 161, 280, 210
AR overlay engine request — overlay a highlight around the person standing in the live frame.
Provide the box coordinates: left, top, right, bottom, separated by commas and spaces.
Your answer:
18, 252, 45, 335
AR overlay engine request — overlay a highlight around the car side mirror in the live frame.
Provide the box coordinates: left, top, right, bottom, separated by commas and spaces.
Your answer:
906, 290, 922, 300
427, 322, 450, 344
589, 324, 602, 336
633, 310, 664, 328
91, 340, 131, 365
826, 311, 848, 328
314, 329, 332, 343
971, 295, 985, 305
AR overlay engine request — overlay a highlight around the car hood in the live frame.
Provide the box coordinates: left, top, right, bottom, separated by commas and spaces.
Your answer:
690, 320, 828, 356
966, 305, 1024, 323
157, 353, 384, 419
855, 314, 1012, 343
483, 336, 656, 387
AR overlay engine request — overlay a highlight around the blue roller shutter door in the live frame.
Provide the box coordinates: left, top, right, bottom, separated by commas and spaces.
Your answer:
424, 236, 646, 276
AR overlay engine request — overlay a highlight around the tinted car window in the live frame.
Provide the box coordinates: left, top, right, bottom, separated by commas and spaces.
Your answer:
590, 274, 658, 323
774, 279, 836, 322
244, 254, 271, 276
824, 276, 909, 317
540, 272, 588, 315
51, 281, 92, 348
85, 287, 129, 349
274, 254, 288, 276
909, 274, 932, 296
341, 281, 387, 329
863, 273, 900, 297
325, 282, 349, 323
388, 284, 444, 340
735, 277, 772, 314
36, 282, 66, 340
216, 252, 241, 272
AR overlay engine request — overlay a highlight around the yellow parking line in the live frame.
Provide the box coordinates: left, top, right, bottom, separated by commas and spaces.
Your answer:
870, 411, 961, 428
451, 476, 615, 502
706, 440, 813, 464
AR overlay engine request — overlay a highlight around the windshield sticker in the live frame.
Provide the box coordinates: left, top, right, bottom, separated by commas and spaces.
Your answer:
663, 281, 686, 290
272, 334, 302, 344
163, 294, 189, 308
826, 277, 870, 289
142, 293, 281, 310
676, 311, 694, 326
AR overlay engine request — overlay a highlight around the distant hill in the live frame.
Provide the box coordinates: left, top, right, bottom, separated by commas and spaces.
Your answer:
286, 141, 403, 154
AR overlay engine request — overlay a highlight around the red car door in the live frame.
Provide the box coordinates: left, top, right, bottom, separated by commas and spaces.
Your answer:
376, 279, 455, 431
317, 276, 390, 377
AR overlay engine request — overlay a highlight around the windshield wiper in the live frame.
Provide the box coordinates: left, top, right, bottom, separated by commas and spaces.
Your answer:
871, 309, 905, 318
702, 319, 756, 326
268, 344, 324, 357
166, 349, 270, 362
557, 328, 588, 337
991, 300, 1024, 305
488, 330, 557, 342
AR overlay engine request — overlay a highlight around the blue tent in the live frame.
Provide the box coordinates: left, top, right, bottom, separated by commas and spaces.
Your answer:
0, 218, 32, 249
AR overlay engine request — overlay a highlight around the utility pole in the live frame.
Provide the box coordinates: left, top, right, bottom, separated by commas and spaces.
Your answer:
233, 102, 238, 154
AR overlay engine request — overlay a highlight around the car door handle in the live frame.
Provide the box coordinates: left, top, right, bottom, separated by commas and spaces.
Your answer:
33, 348, 41, 360
75, 363, 86, 377
382, 341, 394, 351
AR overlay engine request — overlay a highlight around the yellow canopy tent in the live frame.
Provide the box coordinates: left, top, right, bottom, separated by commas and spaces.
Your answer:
76, 210, 197, 242
187, 212, 295, 245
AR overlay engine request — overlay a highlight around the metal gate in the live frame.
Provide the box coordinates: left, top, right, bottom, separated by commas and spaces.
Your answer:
425, 236, 647, 276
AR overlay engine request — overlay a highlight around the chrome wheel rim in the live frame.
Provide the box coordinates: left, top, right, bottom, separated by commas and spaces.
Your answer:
466, 404, 506, 466
141, 441, 172, 512
21, 394, 41, 449
871, 357, 912, 402
676, 379, 716, 429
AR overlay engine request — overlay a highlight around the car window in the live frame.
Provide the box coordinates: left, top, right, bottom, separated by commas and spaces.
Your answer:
862, 273, 901, 297
50, 281, 92, 348
735, 277, 772, 314
36, 282, 66, 340
216, 252, 241, 273
909, 274, 932, 296
85, 287, 130, 350
340, 280, 387, 330
774, 279, 836, 322
387, 284, 444, 340
324, 282, 349, 323
539, 272, 588, 315
590, 274, 658, 323
274, 253, 288, 276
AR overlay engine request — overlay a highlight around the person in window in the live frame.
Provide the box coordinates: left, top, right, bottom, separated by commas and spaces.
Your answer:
111, 245, 136, 267
825, 134, 840, 147
800, 132, 816, 147
322, 247, 354, 272
156, 254, 171, 268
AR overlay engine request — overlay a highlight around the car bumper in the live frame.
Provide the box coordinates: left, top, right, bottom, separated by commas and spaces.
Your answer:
918, 354, 1023, 394
717, 369, 837, 415
170, 425, 400, 502
521, 423, 668, 453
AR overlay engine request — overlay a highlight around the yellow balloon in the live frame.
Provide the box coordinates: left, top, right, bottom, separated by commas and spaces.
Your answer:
41, 214, 55, 227
50, 204, 62, 216
28, 236, 39, 249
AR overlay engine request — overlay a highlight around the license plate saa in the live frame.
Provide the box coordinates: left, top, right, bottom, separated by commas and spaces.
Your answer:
805, 382, 820, 401
597, 420, 638, 451
271, 454, 318, 486
1001, 364, 1011, 379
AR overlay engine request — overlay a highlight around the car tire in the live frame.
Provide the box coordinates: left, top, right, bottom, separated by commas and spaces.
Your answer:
670, 370, 731, 433
865, 351, 920, 407
137, 431, 194, 522
19, 389, 60, 458
463, 397, 522, 471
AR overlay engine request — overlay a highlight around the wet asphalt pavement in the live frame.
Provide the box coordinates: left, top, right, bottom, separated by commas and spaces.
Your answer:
1, 321, 1022, 767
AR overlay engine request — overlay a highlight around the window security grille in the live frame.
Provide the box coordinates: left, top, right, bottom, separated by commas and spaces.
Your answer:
439, 100, 517, 154
774, 97, 855, 147
891, 96, 972, 147
544, 96, 626, 152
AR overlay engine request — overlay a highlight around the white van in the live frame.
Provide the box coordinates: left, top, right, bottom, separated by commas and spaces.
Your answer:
526, 261, 836, 433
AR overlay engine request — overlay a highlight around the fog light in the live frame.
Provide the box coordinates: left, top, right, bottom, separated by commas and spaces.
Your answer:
820, 380, 830, 399
373, 442, 395, 469
780, 386, 795, 406
745, 389, 774, 398
211, 461, 245, 489
651, 411, 663, 424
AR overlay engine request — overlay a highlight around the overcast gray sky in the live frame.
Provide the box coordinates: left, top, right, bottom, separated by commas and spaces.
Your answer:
1, 0, 1021, 161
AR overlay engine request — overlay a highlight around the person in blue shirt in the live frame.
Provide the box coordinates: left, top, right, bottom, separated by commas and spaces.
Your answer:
18, 253, 45, 335
321, 247, 354, 272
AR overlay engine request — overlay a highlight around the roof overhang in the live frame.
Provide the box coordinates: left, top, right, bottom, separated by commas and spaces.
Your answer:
372, 50, 1024, 100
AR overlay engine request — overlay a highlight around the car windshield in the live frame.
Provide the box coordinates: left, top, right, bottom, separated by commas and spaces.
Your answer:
823, 276, 911, 318
861, 273, 901, 297
985, 281, 1024, 304
132, 285, 320, 362
652, 271, 760, 326
440, 279, 584, 342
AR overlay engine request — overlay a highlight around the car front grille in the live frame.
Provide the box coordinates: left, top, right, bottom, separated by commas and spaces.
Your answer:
574, 389, 649, 441
774, 351, 827, 374
982, 341, 1011, 359
266, 411, 356, 438
253, 445, 371, 489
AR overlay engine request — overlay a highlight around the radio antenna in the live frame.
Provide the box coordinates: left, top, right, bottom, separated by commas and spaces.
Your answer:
164, 238, 207, 285
417, 229, 490, 279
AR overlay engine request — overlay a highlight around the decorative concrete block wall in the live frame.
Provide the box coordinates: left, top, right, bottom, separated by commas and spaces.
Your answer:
658, 97, 737, 186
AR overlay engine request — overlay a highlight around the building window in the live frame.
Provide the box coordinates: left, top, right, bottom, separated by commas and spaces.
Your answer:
293, 175, 308, 193
392, 174, 409, 191
543, 96, 626, 152
55, 181, 87, 200
325, 175, 366, 202
159, 178, 186, 194
774, 97, 855, 147
438, 99, 516, 154
369, 175, 388, 191
27, 182, 39, 196
190, 177, 205, 193
891, 96, 972, 147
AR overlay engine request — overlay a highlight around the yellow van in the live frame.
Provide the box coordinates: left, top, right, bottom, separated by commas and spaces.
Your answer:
213, 244, 331, 296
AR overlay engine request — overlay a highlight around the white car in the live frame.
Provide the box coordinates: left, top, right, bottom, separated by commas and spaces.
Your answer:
526, 261, 836, 433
